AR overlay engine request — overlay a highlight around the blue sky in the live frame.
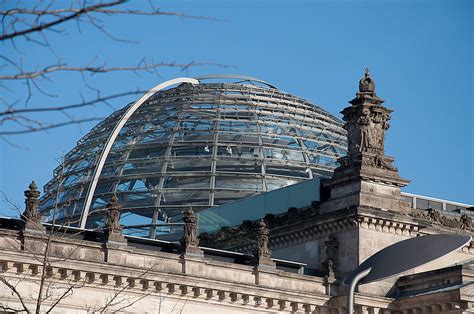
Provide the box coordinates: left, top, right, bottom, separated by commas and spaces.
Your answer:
1, 0, 473, 216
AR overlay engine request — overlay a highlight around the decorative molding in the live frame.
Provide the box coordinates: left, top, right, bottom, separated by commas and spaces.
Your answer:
0, 259, 329, 311
255, 219, 274, 267
181, 207, 203, 256
411, 208, 473, 231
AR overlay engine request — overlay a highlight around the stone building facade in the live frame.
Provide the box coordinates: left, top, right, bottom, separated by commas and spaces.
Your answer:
1, 71, 473, 313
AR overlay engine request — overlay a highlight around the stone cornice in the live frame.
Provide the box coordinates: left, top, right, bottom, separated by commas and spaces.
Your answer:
410, 208, 474, 233
229, 207, 423, 253
0, 256, 329, 312
0, 228, 338, 312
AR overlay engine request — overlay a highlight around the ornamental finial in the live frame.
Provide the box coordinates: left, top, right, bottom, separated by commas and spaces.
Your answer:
22, 180, 44, 231
255, 219, 274, 267
104, 194, 126, 244
23, 181, 41, 221
181, 207, 202, 256
359, 67, 375, 93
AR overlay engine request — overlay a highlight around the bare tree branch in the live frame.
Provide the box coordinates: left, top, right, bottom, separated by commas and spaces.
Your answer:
0, 5, 225, 24
0, 276, 31, 313
0, 1, 232, 139
0, 61, 234, 80
0, 90, 144, 117
0, 1, 125, 41
0, 117, 104, 135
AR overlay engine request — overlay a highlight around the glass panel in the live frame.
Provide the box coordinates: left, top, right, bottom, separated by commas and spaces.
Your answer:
428, 201, 442, 210
213, 190, 256, 205
416, 198, 429, 210
120, 210, 152, 227
266, 178, 294, 190
117, 179, 151, 192
215, 176, 264, 190
197, 178, 321, 234
161, 191, 210, 205
401, 195, 414, 208
264, 189, 289, 214
171, 145, 212, 157
197, 207, 222, 234
166, 159, 211, 172
215, 160, 262, 174
242, 196, 264, 221
446, 204, 458, 211
163, 176, 210, 189
288, 180, 317, 208
129, 146, 167, 159
265, 165, 308, 178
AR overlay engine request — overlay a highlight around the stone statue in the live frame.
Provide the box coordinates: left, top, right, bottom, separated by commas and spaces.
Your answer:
22, 181, 41, 222
106, 195, 122, 234
21, 181, 44, 231
322, 235, 338, 278
181, 207, 203, 256
256, 219, 271, 259
183, 207, 199, 247
359, 109, 371, 152
460, 214, 472, 230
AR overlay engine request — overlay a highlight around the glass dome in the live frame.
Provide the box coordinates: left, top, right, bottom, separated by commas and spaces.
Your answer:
39, 75, 347, 238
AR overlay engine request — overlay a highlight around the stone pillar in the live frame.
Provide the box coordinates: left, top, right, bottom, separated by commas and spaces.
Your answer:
321, 69, 410, 214
21, 181, 44, 232
104, 195, 126, 244
181, 207, 203, 256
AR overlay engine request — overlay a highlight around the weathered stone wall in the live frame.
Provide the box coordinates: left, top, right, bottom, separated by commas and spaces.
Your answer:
358, 224, 474, 296
272, 240, 319, 269
0, 228, 334, 313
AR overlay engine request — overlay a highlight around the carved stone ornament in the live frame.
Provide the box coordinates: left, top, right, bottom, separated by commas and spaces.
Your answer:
322, 235, 338, 278
412, 208, 474, 231
21, 181, 43, 230
105, 195, 126, 243
256, 219, 271, 259
460, 214, 472, 230
337, 68, 404, 175
23, 181, 41, 221
106, 195, 122, 233
359, 68, 375, 94
344, 105, 391, 157
361, 154, 398, 172
182, 207, 199, 248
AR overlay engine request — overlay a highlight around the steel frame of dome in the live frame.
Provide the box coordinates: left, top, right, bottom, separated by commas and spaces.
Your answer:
39, 75, 347, 238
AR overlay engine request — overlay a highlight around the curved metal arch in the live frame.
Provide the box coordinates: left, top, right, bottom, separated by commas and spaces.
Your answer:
79, 77, 200, 229
195, 74, 278, 90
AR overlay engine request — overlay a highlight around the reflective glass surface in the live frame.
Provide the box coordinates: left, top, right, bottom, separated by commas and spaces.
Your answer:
197, 178, 321, 234
39, 78, 347, 238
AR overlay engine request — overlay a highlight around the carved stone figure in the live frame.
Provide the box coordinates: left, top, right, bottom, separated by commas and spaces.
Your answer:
106, 195, 122, 233
460, 214, 472, 230
22, 181, 41, 222
412, 209, 473, 231
322, 235, 338, 278
183, 207, 199, 247
359, 109, 371, 152
427, 208, 442, 224
21, 181, 44, 231
256, 219, 271, 259
105, 195, 126, 244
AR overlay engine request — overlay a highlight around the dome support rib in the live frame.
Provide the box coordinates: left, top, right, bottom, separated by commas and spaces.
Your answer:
79, 77, 199, 229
